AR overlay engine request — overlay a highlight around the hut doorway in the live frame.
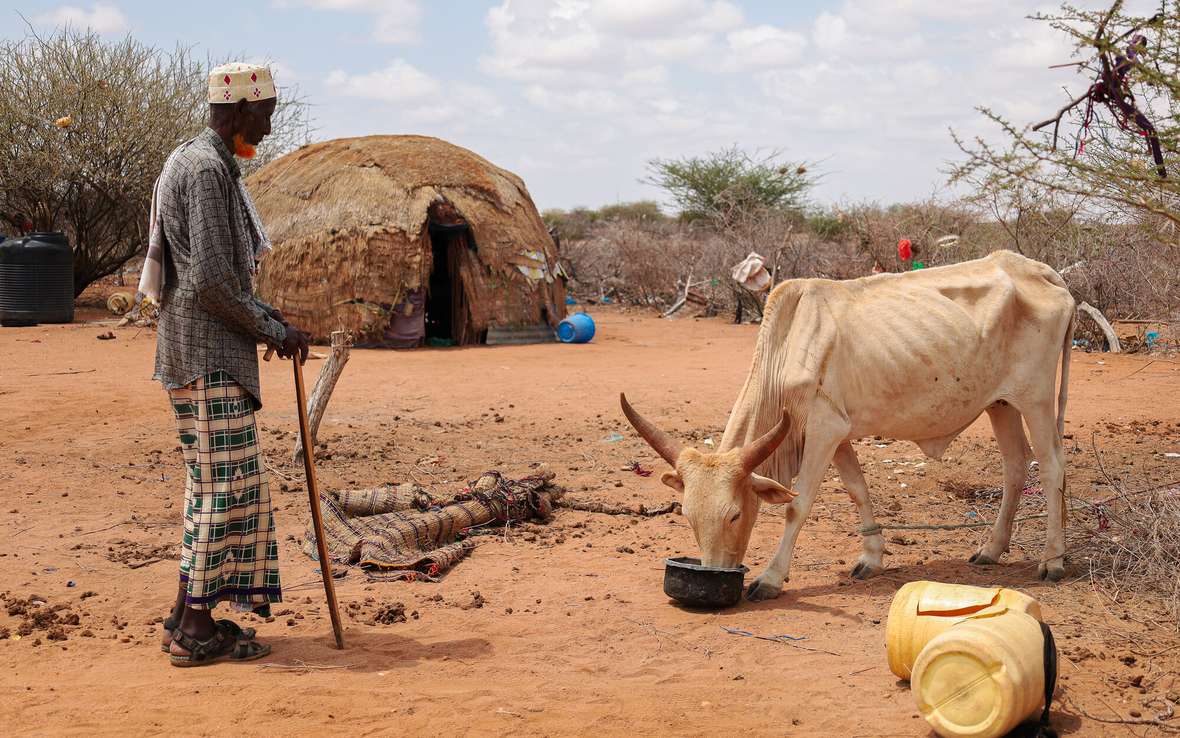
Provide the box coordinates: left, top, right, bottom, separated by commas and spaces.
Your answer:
425, 211, 477, 345
425, 226, 458, 343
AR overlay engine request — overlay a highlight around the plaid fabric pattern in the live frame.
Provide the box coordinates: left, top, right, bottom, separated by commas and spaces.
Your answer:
171, 370, 282, 609
153, 128, 286, 408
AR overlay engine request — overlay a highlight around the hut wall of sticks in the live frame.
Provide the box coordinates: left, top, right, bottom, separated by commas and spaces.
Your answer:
248, 135, 567, 346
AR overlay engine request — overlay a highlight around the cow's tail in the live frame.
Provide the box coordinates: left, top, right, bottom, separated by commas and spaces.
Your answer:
1057, 309, 1074, 437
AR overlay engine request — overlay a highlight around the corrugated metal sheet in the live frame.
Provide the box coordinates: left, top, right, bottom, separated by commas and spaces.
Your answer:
485, 324, 556, 346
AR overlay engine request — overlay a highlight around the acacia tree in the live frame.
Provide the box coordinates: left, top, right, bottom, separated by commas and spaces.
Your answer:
951, 0, 1180, 238
645, 145, 814, 224
0, 27, 311, 295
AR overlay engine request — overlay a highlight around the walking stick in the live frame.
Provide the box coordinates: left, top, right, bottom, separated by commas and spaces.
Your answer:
291, 352, 345, 649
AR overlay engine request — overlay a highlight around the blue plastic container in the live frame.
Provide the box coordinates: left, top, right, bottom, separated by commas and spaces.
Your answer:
557, 312, 595, 343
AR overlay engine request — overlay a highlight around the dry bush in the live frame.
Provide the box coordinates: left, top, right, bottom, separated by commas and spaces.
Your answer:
976, 464, 1180, 621
1077, 484, 1180, 621
563, 201, 1180, 330
0, 26, 311, 294
564, 220, 712, 307
841, 198, 980, 272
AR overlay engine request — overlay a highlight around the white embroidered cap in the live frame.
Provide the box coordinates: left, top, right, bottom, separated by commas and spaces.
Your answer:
208, 63, 277, 104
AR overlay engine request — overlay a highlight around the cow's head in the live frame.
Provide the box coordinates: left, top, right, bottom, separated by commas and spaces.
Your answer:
620, 393, 795, 568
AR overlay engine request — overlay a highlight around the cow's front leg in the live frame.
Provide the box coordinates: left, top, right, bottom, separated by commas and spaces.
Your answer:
831, 441, 884, 579
747, 432, 843, 601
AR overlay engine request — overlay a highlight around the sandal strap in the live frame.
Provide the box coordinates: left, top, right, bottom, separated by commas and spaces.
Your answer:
214, 619, 263, 659
214, 619, 257, 641
170, 627, 230, 662
231, 637, 264, 659
170, 619, 266, 662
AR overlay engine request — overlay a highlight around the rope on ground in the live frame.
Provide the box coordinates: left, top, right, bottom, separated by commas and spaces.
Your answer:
556, 498, 681, 517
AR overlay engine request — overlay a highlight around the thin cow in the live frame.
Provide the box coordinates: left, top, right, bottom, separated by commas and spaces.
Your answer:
621, 250, 1075, 601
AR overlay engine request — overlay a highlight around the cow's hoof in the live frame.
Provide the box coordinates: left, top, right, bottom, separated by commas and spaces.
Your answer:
969, 551, 998, 566
746, 576, 784, 602
1038, 561, 1066, 582
850, 561, 882, 580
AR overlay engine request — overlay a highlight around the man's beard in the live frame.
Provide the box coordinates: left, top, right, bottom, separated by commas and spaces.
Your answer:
232, 134, 257, 159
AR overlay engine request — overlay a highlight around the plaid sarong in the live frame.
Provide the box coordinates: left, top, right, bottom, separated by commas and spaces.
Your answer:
169, 370, 281, 610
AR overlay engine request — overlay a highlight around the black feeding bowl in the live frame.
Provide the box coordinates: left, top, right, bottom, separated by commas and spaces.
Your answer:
663, 556, 749, 609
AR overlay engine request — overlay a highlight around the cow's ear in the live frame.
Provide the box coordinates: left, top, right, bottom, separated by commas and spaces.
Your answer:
661, 471, 684, 493
750, 474, 796, 504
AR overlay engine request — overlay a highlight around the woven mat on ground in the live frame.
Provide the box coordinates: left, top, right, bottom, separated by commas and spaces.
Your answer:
303, 471, 562, 581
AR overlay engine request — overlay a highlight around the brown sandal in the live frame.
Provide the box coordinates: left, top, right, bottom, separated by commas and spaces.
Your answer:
169, 620, 270, 667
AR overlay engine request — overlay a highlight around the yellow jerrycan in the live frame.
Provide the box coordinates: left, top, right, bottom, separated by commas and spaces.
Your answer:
911, 608, 1054, 738
886, 581, 1042, 680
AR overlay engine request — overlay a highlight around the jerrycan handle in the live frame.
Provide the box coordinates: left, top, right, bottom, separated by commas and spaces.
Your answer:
1008, 621, 1059, 738
915, 587, 1001, 617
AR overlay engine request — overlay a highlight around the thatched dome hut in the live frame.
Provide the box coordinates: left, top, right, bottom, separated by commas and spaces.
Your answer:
248, 135, 566, 346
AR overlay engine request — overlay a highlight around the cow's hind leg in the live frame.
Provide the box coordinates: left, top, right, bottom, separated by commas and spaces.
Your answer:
832, 441, 884, 579
970, 402, 1030, 565
1022, 400, 1068, 581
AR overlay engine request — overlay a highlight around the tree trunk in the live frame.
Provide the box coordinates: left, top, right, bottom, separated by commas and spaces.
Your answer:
1077, 301, 1122, 353
292, 331, 352, 462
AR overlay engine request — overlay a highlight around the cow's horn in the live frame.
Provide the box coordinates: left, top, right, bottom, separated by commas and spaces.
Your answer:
739, 410, 791, 475
619, 393, 684, 467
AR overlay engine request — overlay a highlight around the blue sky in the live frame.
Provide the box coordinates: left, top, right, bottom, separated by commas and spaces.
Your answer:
1, 1, 1152, 211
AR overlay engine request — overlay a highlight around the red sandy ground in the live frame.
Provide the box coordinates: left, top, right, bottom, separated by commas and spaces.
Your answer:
2, 299, 1179, 737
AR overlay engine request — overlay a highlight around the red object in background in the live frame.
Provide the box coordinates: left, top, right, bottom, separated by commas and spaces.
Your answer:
897, 238, 912, 261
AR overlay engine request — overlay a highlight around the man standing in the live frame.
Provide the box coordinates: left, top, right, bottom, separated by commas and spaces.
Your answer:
146, 63, 309, 666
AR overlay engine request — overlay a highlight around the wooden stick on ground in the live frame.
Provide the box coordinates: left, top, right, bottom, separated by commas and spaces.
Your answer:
293, 353, 345, 650
292, 330, 352, 463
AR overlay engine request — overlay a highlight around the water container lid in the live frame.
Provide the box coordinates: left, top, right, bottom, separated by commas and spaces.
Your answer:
557, 320, 577, 342
28, 231, 69, 245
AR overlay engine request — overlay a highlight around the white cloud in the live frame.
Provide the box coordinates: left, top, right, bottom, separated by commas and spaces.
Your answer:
325, 60, 502, 126
693, 1, 744, 33
288, 0, 421, 43
480, 0, 738, 81
991, 21, 1076, 69
725, 25, 807, 69
326, 59, 436, 101
402, 91, 502, 125
482, 1, 602, 79
523, 85, 624, 114
637, 32, 715, 62
813, 12, 847, 51
33, 3, 129, 33
621, 65, 668, 86
590, 0, 743, 36
394, 0, 1104, 209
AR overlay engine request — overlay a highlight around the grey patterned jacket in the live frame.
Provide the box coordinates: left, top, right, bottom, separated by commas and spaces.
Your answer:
153, 127, 286, 407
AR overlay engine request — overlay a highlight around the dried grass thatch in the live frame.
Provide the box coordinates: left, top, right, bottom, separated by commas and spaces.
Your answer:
248, 135, 565, 343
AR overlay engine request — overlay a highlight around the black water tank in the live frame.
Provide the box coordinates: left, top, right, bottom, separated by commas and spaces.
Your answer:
0, 232, 75, 326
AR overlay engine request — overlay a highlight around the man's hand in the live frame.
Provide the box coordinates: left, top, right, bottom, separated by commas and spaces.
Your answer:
265, 305, 289, 327
276, 324, 310, 363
